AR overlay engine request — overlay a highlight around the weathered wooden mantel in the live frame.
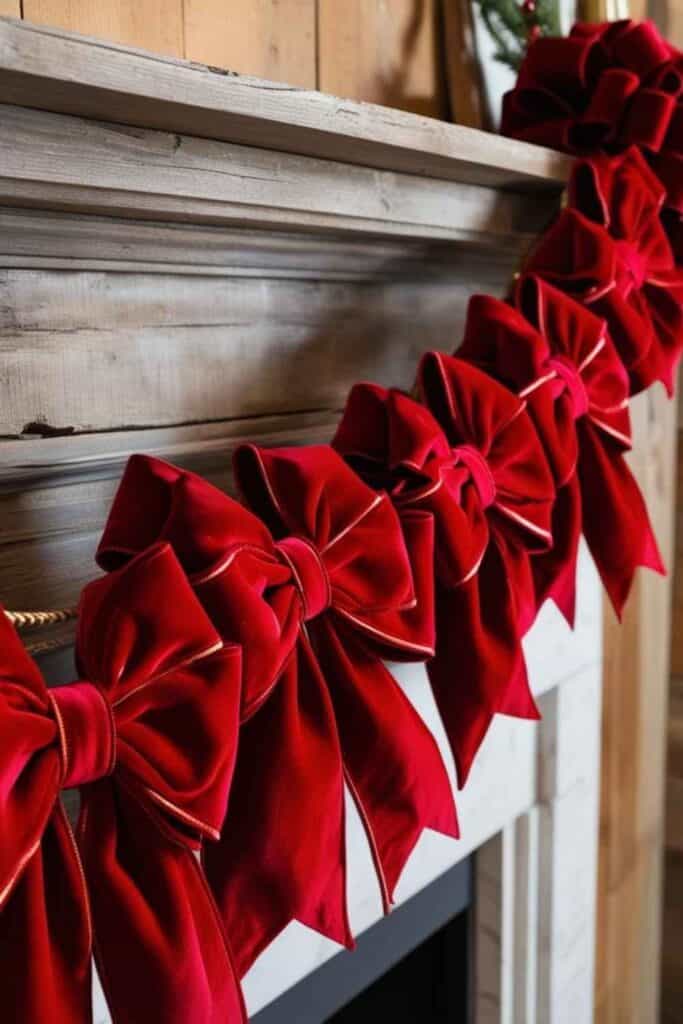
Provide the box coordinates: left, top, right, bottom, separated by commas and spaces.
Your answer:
0, 17, 604, 1024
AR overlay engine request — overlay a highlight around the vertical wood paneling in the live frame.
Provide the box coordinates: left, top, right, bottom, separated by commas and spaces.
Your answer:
441, 0, 487, 129
671, 11, 683, 48
0, 1, 20, 16
662, 693, 683, 1024
628, 2, 683, 46
671, 426, 683, 677
661, 420, 683, 1023
184, 0, 316, 88
22, 0, 184, 55
596, 387, 678, 1024
317, 0, 448, 118
626, 0, 648, 19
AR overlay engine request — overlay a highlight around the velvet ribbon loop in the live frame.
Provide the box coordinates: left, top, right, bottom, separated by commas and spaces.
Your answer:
0, 543, 246, 1024
96, 452, 457, 979
333, 356, 555, 786
503, 21, 680, 155
275, 535, 331, 620
453, 444, 497, 508
548, 354, 590, 418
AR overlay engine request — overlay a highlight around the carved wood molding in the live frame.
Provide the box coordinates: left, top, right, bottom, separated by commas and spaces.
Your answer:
0, 103, 559, 243
0, 208, 524, 278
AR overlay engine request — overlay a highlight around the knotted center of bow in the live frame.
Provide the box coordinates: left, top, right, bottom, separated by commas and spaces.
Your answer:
614, 239, 647, 294
49, 682, 117, 789
452, 444, 496, 509
276, 535, 332, 621
549, 354, 590, 419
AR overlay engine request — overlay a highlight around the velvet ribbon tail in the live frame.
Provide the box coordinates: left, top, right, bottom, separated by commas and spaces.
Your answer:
577, 421, 665, 618
0, 805, 92, 1024
313, 617, 458, 910
531, 475, 582, 627
428, 542, 539, 788
77, 781, 246, 1024
203, 641, 351, 979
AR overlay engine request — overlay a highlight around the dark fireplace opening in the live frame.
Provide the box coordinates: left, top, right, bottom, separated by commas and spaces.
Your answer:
326, 908, 469, 1023
252, 859, 471, 1024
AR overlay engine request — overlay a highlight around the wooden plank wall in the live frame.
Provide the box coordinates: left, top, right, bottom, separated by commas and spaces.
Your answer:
184, 0, 317, 89
10, 1, 451, 114
23, 1, 185, 56
661, 421, 683, 1024
317, 1, 447, 118
595, 388, 678, 1024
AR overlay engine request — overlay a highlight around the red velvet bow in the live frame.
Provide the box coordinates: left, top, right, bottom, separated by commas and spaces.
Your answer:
96, 451, 457, 977
333, 357, 555, 786
458, 276, 664, 620
526, 147, 683, 395
0, 544, 245, 1024
502, 20, 679, 155
502, 20, 683, 260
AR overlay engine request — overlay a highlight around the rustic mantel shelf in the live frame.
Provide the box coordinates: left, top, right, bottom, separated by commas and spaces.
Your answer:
0, 17, 570, 193
0, 19, 602, 1024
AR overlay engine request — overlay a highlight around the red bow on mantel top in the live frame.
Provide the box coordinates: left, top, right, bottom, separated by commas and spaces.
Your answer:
96, 449, 457, 978
501, 20, 683, 232
458, 276, 664, 621
502, 20, 679, 150
333, 356, 555, 786
526, 146, 683, 396
0, 544, 245, 1024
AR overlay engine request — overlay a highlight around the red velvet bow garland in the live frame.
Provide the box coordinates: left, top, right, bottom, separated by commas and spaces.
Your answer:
3, 17, 679, 1007
0, 544, 245, 1024
501, 18, 683, 256
333, 356, 556, 786
526, 146, 683, 396
96, 450, 457, 978
458, 275, 664, 621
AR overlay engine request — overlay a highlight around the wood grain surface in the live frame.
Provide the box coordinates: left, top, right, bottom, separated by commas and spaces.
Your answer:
318, 0, 448, 119
595, 387, 678, 1024
184, 0, 316, 87
0, 19, 570, 191
23, 0, 184, 55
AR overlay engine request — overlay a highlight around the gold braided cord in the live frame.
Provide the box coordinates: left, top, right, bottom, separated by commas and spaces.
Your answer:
4, 608, 78, 630
23, 636, 75, 656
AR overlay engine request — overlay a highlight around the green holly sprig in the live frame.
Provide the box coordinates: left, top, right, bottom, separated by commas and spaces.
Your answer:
475, 0, 561, 71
